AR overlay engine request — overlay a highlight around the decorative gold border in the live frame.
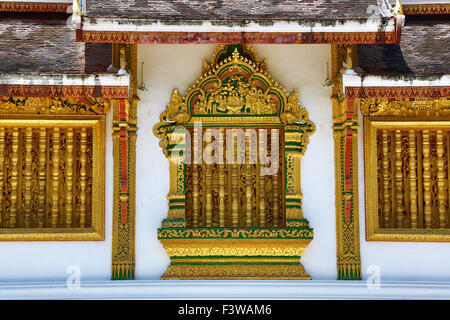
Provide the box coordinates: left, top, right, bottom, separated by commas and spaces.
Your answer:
364, 118, 450, 242
403, 4, 450, 15
0, 118, 105, 241
0, 1, 71, 12
331, 44, 361, 280
346, 86, 450, 99
111, 44, 138, 280
82, 30, 400, 45
0, 85, 129, 99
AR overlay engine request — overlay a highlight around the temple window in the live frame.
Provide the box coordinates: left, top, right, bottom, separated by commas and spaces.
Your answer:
154, 44, 315, 279
0, 97, 108, 241
363, 97, 450, 241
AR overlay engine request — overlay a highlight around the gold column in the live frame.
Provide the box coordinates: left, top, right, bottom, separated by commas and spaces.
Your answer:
231, 130, 239, 227
51, 128, 60, 228
381, 130, 391, 228
409, 130, 418, 229
272, 169, 279, 227
24, 128, 33, 228
38, 128, 46, 228
394, 130, 404, 228
192, 128, 200, 227
436, 130, 447, 228
79, 128, 87, 227
65, 128, 74, 227
205, 163, 212, 227
218, 128, 225, 227
245, 133, 252, 227
259, 165, 266, 228
422, 130, 432, 229
10, 128, 20, 228
0, 128, 4, 225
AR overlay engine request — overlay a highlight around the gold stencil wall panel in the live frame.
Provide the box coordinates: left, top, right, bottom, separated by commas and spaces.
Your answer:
363, 98, 450, 241
0, 118, 106, 241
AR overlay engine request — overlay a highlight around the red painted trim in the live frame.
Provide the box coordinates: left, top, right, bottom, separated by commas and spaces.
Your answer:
118, 98, 129, 225
343, 98, 355, 224
0, 1, 71, 12
345, 86, 450, 99
0, 84, 129, 98
81, 30, 400, 44
121, 201, 128, 225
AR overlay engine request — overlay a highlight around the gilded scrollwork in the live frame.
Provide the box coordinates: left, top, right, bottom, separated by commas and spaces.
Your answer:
162, 264, 310, 280
153, 45, 315, 159
361, 98, 450, 117
158, 227, 313, 239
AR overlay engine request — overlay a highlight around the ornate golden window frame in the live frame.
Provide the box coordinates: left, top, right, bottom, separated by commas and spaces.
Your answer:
0, 97, 108, 241
154, 44, 315, 280
363, 98, 450, 242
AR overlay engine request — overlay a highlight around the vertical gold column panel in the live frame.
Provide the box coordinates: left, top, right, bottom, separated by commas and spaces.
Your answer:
38, 128, 46, 228
272, 162, 279, 228
231, 133, 239, 227
394, 130, 404, 228
65, 128, 74, 227
218, 129, 225, 227
381, 130, 391, 228
422, 130, 432, 229
192, 128, 200, 227
24, 128, 33, 228
51, 128, 60, 228
112, 43, 138, 280
436, 130, 447, 228
259, 169, 266, 227
205, 164, 213, 227
409, 130, 418, 229
285, 151, 303, 220
0, 128, 4, 225
10, 128, 19, 228
332, 44, 361, 280
79, 128, 87, 228
245, 133, 252, 227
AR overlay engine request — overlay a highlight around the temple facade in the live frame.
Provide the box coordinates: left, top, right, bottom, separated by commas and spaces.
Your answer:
0, 0, 449, 298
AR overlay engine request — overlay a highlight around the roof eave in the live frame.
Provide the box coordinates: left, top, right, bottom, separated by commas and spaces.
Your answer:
79, 16, 403, 44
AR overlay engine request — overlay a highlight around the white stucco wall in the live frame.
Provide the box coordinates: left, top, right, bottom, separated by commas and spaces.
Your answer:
0, 111, 114, 282
1, 43, 448, 285
135, 44, 337, 280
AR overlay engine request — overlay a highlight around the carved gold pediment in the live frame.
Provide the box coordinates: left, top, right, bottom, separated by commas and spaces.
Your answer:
156, 44, 311, 124
361, 98, 450, 117
154, 44, 315, 156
